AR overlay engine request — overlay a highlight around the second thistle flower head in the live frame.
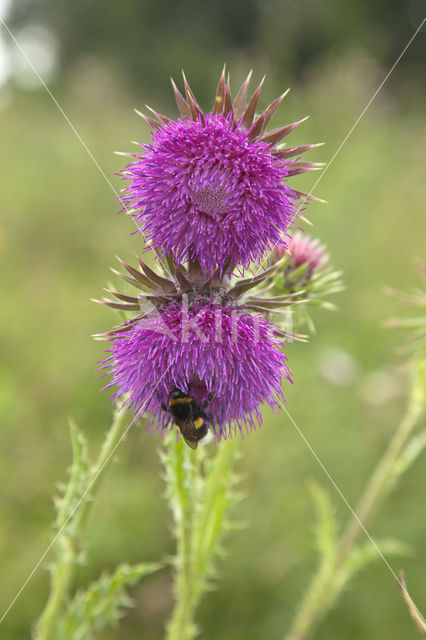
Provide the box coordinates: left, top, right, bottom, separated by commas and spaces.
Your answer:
121, 69, 323, 275
103, 299, 290, 440
97, 254, 298, 443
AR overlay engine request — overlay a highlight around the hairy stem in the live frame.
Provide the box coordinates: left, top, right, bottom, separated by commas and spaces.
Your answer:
165, 436, 239, 640
284, 564, 336, 640
34, 538, 76, 640
165, 438, 198, 640
193, 439, 237, 585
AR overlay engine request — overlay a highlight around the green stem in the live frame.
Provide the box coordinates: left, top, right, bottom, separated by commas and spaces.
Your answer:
166, 439, 198, 640
193, 439, 237, 582
284, 363, 425, 640
34, 405, 131, 640
165, 436, 239, 640
34, 538, 75, 640
284, 564, 336, 640
167, 533, 197, 640
338, 377, 423, 557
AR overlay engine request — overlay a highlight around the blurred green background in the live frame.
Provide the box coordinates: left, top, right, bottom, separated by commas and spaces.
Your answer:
0, 1, 425, 638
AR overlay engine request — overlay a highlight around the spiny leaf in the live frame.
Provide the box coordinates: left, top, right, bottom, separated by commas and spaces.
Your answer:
53, 562, 162, 640
241, 77, 265, 129
55, 420, 90, 531
163, 435, 242, 639
342, 538, 411, 578
212, 65, 226, 114
171, 78, 192, 119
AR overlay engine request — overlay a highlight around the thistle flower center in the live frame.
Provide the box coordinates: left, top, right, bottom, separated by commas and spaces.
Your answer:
191, 183, 229, 218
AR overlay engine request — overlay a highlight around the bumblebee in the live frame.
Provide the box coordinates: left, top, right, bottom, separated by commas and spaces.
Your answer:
161, 388, 213, 449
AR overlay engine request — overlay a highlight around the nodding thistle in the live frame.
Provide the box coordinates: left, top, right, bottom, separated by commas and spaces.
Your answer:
118, 68, 323, 277
98, 69, 330, 445
97, 256, 293, 442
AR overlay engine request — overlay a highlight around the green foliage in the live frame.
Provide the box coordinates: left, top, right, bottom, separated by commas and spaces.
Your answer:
162, 434, 241, 640
269, 256, 344, 337
192, 440, 241, 587
385, 430, 426, 494
33, 409, 161, 640
35, 421, 91, 640
8, 0, 424, 101
282, 264, 345, 313
285, 486, 412, 640
284, 355, 425, 640
54, 421, 90, 534
52, 562, 162, 640
304, 269, 345, 310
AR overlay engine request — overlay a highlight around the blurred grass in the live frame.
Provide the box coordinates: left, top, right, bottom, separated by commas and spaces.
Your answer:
0, 58, 425, 640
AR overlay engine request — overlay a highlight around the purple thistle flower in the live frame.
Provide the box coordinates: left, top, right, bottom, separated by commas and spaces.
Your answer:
119, 69, 323, 275
97, 69, 328, 445
102, 299, 291, 440
123, 114, 296, 274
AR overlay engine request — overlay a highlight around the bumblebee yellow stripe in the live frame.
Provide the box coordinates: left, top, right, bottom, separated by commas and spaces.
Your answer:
169, 397, 192, 406
194, 417, 204, 430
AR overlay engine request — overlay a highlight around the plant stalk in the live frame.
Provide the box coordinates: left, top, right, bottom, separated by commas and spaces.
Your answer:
284, 362, 425, 640
338, 370, 424, 557
34, 405, 131, 640
34, 538, 76, 640
165, 439, 198, 640
165, 436, 238, 640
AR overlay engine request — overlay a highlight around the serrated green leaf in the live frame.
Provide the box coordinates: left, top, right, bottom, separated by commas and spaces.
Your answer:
55, 420, 91, 531
53, 562, 162, 640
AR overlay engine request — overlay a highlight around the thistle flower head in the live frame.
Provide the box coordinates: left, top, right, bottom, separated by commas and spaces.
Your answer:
123, 114, 296, 274
102, 299, 290, 439
120, 69, 323, 275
